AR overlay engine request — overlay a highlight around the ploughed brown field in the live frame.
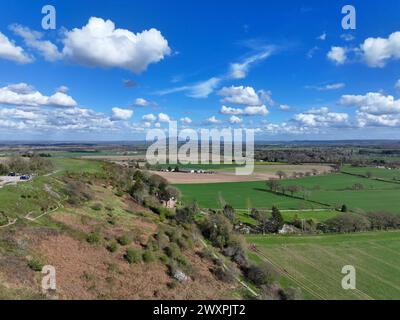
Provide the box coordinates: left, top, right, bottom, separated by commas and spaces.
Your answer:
153, 164, 333, 184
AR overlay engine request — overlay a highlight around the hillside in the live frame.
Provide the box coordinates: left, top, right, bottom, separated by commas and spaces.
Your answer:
0, 158, 241, 299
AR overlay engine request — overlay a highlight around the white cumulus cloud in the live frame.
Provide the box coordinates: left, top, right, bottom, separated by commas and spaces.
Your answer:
218, 86, 262, 106
62, 17, 171, 73
111, 107, 133, 120
0, 32, 32, 63
158, 113, 171, 122
205, 116, 221, 124
142, 113, 157, 122
327, 46, 347, 65
340, 92, 400, 115
293, 107, 349, 127
360, 31, 400, 67
180, 117, 192, 124
135, 98, 150, 106
229, 115, 242, 124
0, 83, 77, 108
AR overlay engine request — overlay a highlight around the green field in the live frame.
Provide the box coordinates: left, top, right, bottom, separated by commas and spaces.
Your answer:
342, 165, 400, 181
175, 181, 317, 210
50, 158, 104, 174
176, 173, 400, 213
246, 231, 400, 300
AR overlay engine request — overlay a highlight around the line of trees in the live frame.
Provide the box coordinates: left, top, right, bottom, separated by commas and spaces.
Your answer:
0, 155, 53, 175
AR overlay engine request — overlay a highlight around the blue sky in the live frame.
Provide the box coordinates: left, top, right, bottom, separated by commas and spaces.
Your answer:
0, 0, 400, 141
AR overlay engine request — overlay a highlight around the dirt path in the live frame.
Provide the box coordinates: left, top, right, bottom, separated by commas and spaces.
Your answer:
0, 217, 17, 229
24, 197, 66, 222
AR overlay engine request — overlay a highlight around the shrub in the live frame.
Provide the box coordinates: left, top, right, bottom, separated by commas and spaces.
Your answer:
117, 234, 132, 246
107, 216, 117, 225
165, 243, 181, 259
91, 203, 103, 211
245, 264, 275, 286
146, 239, 158, 251
159, 254, 170, 265
175, 203, 198, 224
200, 213, 232, 249
211, 266, 235, 283
223, 235, 248, 268
142, 250, 156, 263
28, 258, 44, 272
124, 248, 142, 264
223, 204, 236, 223
107, 241, 118, 253
0, 163, 9, 175
155, 231, 170, 249
86, 232, 101, 244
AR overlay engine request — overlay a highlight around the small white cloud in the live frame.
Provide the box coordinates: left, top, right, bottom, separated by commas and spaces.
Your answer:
180, 117, 192, 124
187, 77, 221, 98
56, 85, 69, 93
279, 104, 291, 111
307, 46, 319, 59
341, 34, 355, 42
0, 32, 32, 63
205, 116, 221, 124
218, 86, 262, 106
229, 47, 275, 79
142, 113, 157, 122
327, 46, 347, 65
135, 98, 149, 106
395, 80, 400, 90
158, 113, 171, 122
317, 32, 327, 41
229, 115, 242, 124
111, 107, 133, 120
243, 105, 269, 116
306, 83, 346, 91
157, 77, 221, 98
48, 92, 77, 108
220, 105, 243, 115
220, 104, 269, 116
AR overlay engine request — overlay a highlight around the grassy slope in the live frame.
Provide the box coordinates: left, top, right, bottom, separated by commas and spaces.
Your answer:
0, 158, 238, 300
246, 231, 400, 300
0, 158, 104, 223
